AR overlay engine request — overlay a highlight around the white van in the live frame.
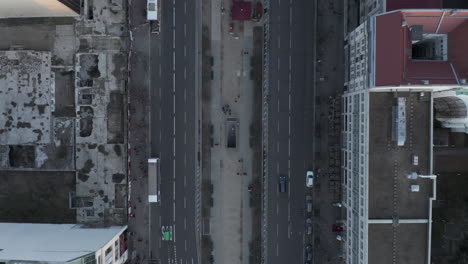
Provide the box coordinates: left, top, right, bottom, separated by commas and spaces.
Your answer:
147, 0, 158, 21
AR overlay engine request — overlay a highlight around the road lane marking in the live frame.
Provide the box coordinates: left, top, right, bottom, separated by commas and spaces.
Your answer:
277, 120, 280, 133
185, 240, 187, 251
184, 132, 187, 145
184, 111, 187, 123
184, 173, 187, 187
173, 180, 176, 200
184, 217, 187, 230
184, 23, 187, 37
290, 6, 292, 26
184, 67, 187, 80
278, 57, 280, 71
276, 224, 279, 236
278, 36, 280, 49
276, 243, 279, 256
184, 197, 186, 208
276, 163, 279, 174
173, 159, 176, 179
277, 142, 279, 153
277, 100, 280, 113
276, 203, 279, 215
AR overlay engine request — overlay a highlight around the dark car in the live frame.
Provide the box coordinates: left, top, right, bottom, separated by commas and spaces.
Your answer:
306, 195, 312, 213
305, 244, 312, 261
306, 218, 313, 235
279, 175, 287, 193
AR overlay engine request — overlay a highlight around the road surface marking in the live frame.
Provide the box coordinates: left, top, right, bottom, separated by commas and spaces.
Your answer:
184, 67, 187, 80
278, 57, 280, 71
184, 132, 187, 145
173, 181, 176, 200
184, 23, 187, 37
173, 53, 176, 72
288, 203, 291, 221
277, 100, 280, 113
184, 217, 187, 229
184, 173, 187, 187
276, 223, 279, 236
173, 159, 176, 179
276, 243, 279, 256
173, 223, 176, 243
276, 163, 279, 174
277, 120, 280, 133
278, 36, 280, 49
173, 201, 176, 221
184, 111, 187, 123
276, 203, 279, 215
277, 142, 279, 153
184, 1, 187, 14
184, 197, 186, 208
290, 7, 292, 26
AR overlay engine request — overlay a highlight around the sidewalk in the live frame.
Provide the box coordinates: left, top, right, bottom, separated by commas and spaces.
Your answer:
208, 0, 255, 263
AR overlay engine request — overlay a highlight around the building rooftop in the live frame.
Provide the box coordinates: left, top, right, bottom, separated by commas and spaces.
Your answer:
368, 91, 432, 219
0, 223, 125, 262
231, 1, 251, 21
0, 0, 78, 18
368, 223, 428, 264
374, 10, 468, 86
367, 91, 433, 263
386, 0, 442, 11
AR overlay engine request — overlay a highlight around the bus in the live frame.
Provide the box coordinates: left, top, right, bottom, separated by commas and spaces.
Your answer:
148, 158, 160, 203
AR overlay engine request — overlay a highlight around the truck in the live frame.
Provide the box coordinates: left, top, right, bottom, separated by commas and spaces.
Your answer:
147, 0, 161, 34
148, 158, 160, 203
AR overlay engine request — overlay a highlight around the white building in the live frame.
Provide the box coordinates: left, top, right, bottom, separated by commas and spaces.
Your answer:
0, 223, 128, 264
0, 0, 79, 18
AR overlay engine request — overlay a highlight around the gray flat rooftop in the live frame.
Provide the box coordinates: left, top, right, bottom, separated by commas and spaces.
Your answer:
368, 91, 432, 220
368, 223, 428, 264
367, 91, 433, 264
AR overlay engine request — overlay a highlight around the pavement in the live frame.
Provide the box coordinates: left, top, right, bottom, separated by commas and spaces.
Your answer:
127, 0, 201, 262
265, 0, 317, 263
207, 0, 256, 262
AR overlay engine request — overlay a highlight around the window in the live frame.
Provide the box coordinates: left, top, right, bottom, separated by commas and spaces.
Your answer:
115, 240, 119, 261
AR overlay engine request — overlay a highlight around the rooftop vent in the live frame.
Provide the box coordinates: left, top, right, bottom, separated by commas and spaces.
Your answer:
410, 25, 423, 41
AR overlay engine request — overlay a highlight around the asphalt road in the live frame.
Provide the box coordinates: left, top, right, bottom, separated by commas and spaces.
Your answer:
266, 0, 316, 263
149, 0, 199, 263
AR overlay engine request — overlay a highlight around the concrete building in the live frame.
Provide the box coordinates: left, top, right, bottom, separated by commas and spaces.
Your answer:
0, 223, 128, 264
342, 9, 468, 264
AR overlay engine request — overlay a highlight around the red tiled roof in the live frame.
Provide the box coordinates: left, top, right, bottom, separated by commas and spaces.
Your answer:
386, 0, 442, 11
231, 1, 251, 21
374, 10, 468, 86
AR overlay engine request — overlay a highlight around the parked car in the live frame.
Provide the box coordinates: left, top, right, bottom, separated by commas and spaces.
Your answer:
306, 171, 314, 187
279, 175, 287, 193
306, 218, 313, 235
305, 244, 313, 261
306, 195, 312, 213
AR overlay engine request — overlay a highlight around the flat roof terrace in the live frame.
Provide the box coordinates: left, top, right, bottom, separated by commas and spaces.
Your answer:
368, 223, 428, 264
368, 91, 433, 220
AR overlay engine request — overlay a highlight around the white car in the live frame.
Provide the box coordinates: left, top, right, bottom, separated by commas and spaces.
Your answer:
306, 171, 314, 187
147, 0, 158, 21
